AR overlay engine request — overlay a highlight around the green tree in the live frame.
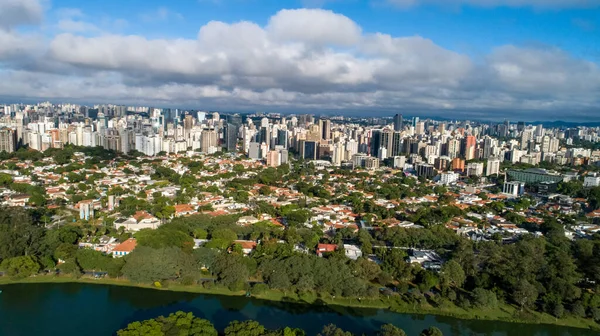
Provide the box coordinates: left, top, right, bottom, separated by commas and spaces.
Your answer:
377, 324, 407, 336
420, 327, 443, 336
0, 255, 40, 278
471, 288, 498, 309
513, 279, 538, 310
224, 320, 266, 336
318, 324, 354, 336
440, 260, 466, 288
117, 320, 163, 336
121, 246, 197, 283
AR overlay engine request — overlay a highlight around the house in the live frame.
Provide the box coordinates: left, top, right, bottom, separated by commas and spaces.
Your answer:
343, 244, 363, 260
112, 238, 137, 258
234, 240, 257, 255
174, 204, 197, 217
5, 194, 30, 207
237, 215, 260, 226
114, 211, 161, 232
317, 243, 338, 257
407, 249, 442, 271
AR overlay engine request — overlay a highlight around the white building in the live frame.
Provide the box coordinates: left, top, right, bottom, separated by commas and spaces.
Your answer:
440, 172, 459, 185
486, 157, 501, 176
503, 181, 525, 196
584, 173, 600, 188
466, 162, 484, 177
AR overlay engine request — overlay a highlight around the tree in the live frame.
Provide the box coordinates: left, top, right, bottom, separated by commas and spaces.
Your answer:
259, 186, 272, 196
0, 255, 40, 278
318, 324, 354, 336
224, 320, 266, 336
117, 311, 217, 336
471, 288, 498, 309
135, 228, 194, 252
76, 249, 111, 271
121, 246, 197, 283
212, 253, 249, 290
420, 327, 443, 336
440, 260, 465, 288
0, 207, 45, 260
513, 279, 538, 310
117, 320, 163, 336
377, 324, 407, 336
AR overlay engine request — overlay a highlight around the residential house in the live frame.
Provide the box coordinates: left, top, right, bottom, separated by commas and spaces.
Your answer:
174, 204, 197, 217
317, 243, 337, 257
234, 240, 257, 255
112, 238, 137, 258
114, 210, 161, 232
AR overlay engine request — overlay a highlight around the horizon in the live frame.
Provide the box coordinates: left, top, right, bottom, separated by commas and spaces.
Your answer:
0, 0, 599, 121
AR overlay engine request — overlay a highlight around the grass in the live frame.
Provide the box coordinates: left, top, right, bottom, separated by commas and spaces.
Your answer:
1, 275, 598, 331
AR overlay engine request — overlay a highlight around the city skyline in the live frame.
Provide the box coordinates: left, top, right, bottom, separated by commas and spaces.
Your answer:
0, 0, 599, 121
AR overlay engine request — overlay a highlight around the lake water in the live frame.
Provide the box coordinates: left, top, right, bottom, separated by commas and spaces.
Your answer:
0, 283, 597, 336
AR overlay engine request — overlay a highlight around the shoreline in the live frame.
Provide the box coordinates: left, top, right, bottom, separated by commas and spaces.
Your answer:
1, 275, 598, 332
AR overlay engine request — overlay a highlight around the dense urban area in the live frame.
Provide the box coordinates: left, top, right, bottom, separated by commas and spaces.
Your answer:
2, 103, 600, 334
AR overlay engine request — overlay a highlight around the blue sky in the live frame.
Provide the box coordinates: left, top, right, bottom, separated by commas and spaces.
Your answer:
1, 0, 600, 121
47, 0, 599, 59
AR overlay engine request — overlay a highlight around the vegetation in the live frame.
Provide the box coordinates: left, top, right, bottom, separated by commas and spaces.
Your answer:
117, 312, 439, 336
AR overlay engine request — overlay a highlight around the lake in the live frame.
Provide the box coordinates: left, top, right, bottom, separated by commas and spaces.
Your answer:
0, 283, 596, 336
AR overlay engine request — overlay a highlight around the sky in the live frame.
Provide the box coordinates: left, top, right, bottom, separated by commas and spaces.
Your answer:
0, 0, 599, 121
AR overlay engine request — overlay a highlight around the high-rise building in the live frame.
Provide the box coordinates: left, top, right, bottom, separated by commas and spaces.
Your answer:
486, 157, 501, 176
0, 128, 17, 153
370, 130, 382, 158
266, 150, 281, 167
299, 140, 318, 160
415, 122, 425, 135
319, 119, 331, 140
466, 162, 484, 177
393, 114, 403, 132
201, 130, 217, 153
223, 123, 238, 152
521, 128, 533, 150
462, 136, 476, 160
248, 142, 261, 159
451, 158, 465, 172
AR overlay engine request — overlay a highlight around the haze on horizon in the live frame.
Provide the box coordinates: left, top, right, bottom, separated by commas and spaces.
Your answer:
0, 0, 599, 121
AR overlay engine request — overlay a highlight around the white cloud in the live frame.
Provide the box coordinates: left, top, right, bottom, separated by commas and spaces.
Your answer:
0, 0, 44, 29
0, 5, 598, 119
267, 9, 362, 46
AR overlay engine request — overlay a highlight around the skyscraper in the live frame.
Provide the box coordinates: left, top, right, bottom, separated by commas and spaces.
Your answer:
0, 128, 17, 153
370, 130, 382, 157
462, 135, 476, 160
393, 114, 403, 132
223, 124, 238, 152
319, 119, 331, 140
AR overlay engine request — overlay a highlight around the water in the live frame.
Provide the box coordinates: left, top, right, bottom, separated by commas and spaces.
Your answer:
0, 283, 596, 336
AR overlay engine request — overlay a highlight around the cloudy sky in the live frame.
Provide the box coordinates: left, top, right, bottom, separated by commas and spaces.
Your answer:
0, 0, 599, 121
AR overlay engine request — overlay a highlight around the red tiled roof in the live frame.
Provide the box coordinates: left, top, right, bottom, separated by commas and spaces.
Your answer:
234, 240, 257, 249
317, 244, 337, 253
113, 238, 137, 253
133, 211, 155, 221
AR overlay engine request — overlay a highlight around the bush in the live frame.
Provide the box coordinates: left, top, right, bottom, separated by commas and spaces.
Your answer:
252, 283, 269, 295
180, 276, 196, 286
202, 281, 215, 290
228, 280, 245, 292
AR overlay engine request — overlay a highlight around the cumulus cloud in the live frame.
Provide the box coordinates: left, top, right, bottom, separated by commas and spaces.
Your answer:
387, 0, 600, 8
0, 4, 599, 120
267, 9, 362, 46
0, 0, 44, 29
